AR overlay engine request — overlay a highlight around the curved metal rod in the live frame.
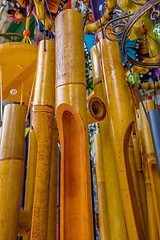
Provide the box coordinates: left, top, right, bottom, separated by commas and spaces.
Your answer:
132, 0, 145, 5
0, 33, 24, 38
150, 8, 160, 20
121, 0, 160, 68
103, 13, 134, 41
111, 24, 127, 36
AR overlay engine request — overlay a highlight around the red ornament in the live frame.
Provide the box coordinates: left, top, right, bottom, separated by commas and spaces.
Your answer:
23, 29, 30, 37
147, 95, 152, 99
141, 28, 147, 34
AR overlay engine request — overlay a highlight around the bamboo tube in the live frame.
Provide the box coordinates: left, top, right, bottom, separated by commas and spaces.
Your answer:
22, 129, 37, 240
132, 133, 148, 239
146, 182, 159, 240
0, 104, 26, 240
25, 129, 37, 213
47, 120, 58, 240
55, 9, 94, 240
90, 44, 128, 240
31, 40, 56, 240
128, 137, 143, 219
18, 210, 31, 237
144, 156, 158, 240
139, 99, 160, 238
97, 28, 145, 240
94, 132, 110, 240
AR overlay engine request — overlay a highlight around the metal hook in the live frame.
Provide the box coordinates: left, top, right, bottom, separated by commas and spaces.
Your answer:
150, 7, 160, 20
103, 13, 134, 42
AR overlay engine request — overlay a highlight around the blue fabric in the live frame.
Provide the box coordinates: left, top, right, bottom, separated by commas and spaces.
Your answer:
84, 34, 96, 55
84, 33, 137, 64
118, 34, 137, 63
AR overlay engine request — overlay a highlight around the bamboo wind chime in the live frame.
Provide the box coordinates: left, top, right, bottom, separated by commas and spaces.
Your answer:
0, 2, 160, 240
0, 38, 58, 240
55, 9, 94, 240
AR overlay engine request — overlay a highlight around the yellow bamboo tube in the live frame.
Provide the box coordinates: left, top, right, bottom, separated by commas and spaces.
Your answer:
0, 104, 26, 240
98, 29, 145, 240
31, 40, 55, 240
55, 9, 94, 240
132, 134, 148, 239
22, 129, 37, 240
128, 137, 143, 219
146, 182, 159, 240
18, 210, 31, 237
90, 44, 128, 240
87, 96, 106, 124
25, 129, 37, 216
139, 99, 160, 237
47, 120, 58, 240
139, 100, 155, 156
144, 157, 158, 240
136, 109, 157, 240
94, 132, 110, 240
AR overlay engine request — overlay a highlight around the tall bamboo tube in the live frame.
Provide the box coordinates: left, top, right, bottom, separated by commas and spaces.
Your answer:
0, 104, 26, 240
17, 210, 31, 237
94, 132, 110, 240
90, 44, 128, 240
97, 29, 145, 240
146, 182, 159, 240
55, 9, 94, 240
128, 137, 143, 218
136, 108, 157, 240
139, 99, 160, 238
132, 132, 148, 239
145, 163, 159, 240
31, 40, 56, 240
22, 129, 37, 240
47, 120, 58, 240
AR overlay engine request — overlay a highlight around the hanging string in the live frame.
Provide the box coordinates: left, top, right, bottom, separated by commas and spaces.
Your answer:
97, 5, 105, 39
83, 0, 90, 29
126, 58, 149, 121
0, 65, 3, 127
134, 83, 149, 121
152, 73, 158, 108
45, 0, 55, 31
43, 0, 46, 51
25, 75, 36, 122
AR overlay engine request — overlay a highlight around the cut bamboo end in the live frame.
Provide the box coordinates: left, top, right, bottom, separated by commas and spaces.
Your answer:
87, 96, 106, 124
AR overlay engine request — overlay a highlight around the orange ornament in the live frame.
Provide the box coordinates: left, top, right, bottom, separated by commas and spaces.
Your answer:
23, 29, 31, 37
